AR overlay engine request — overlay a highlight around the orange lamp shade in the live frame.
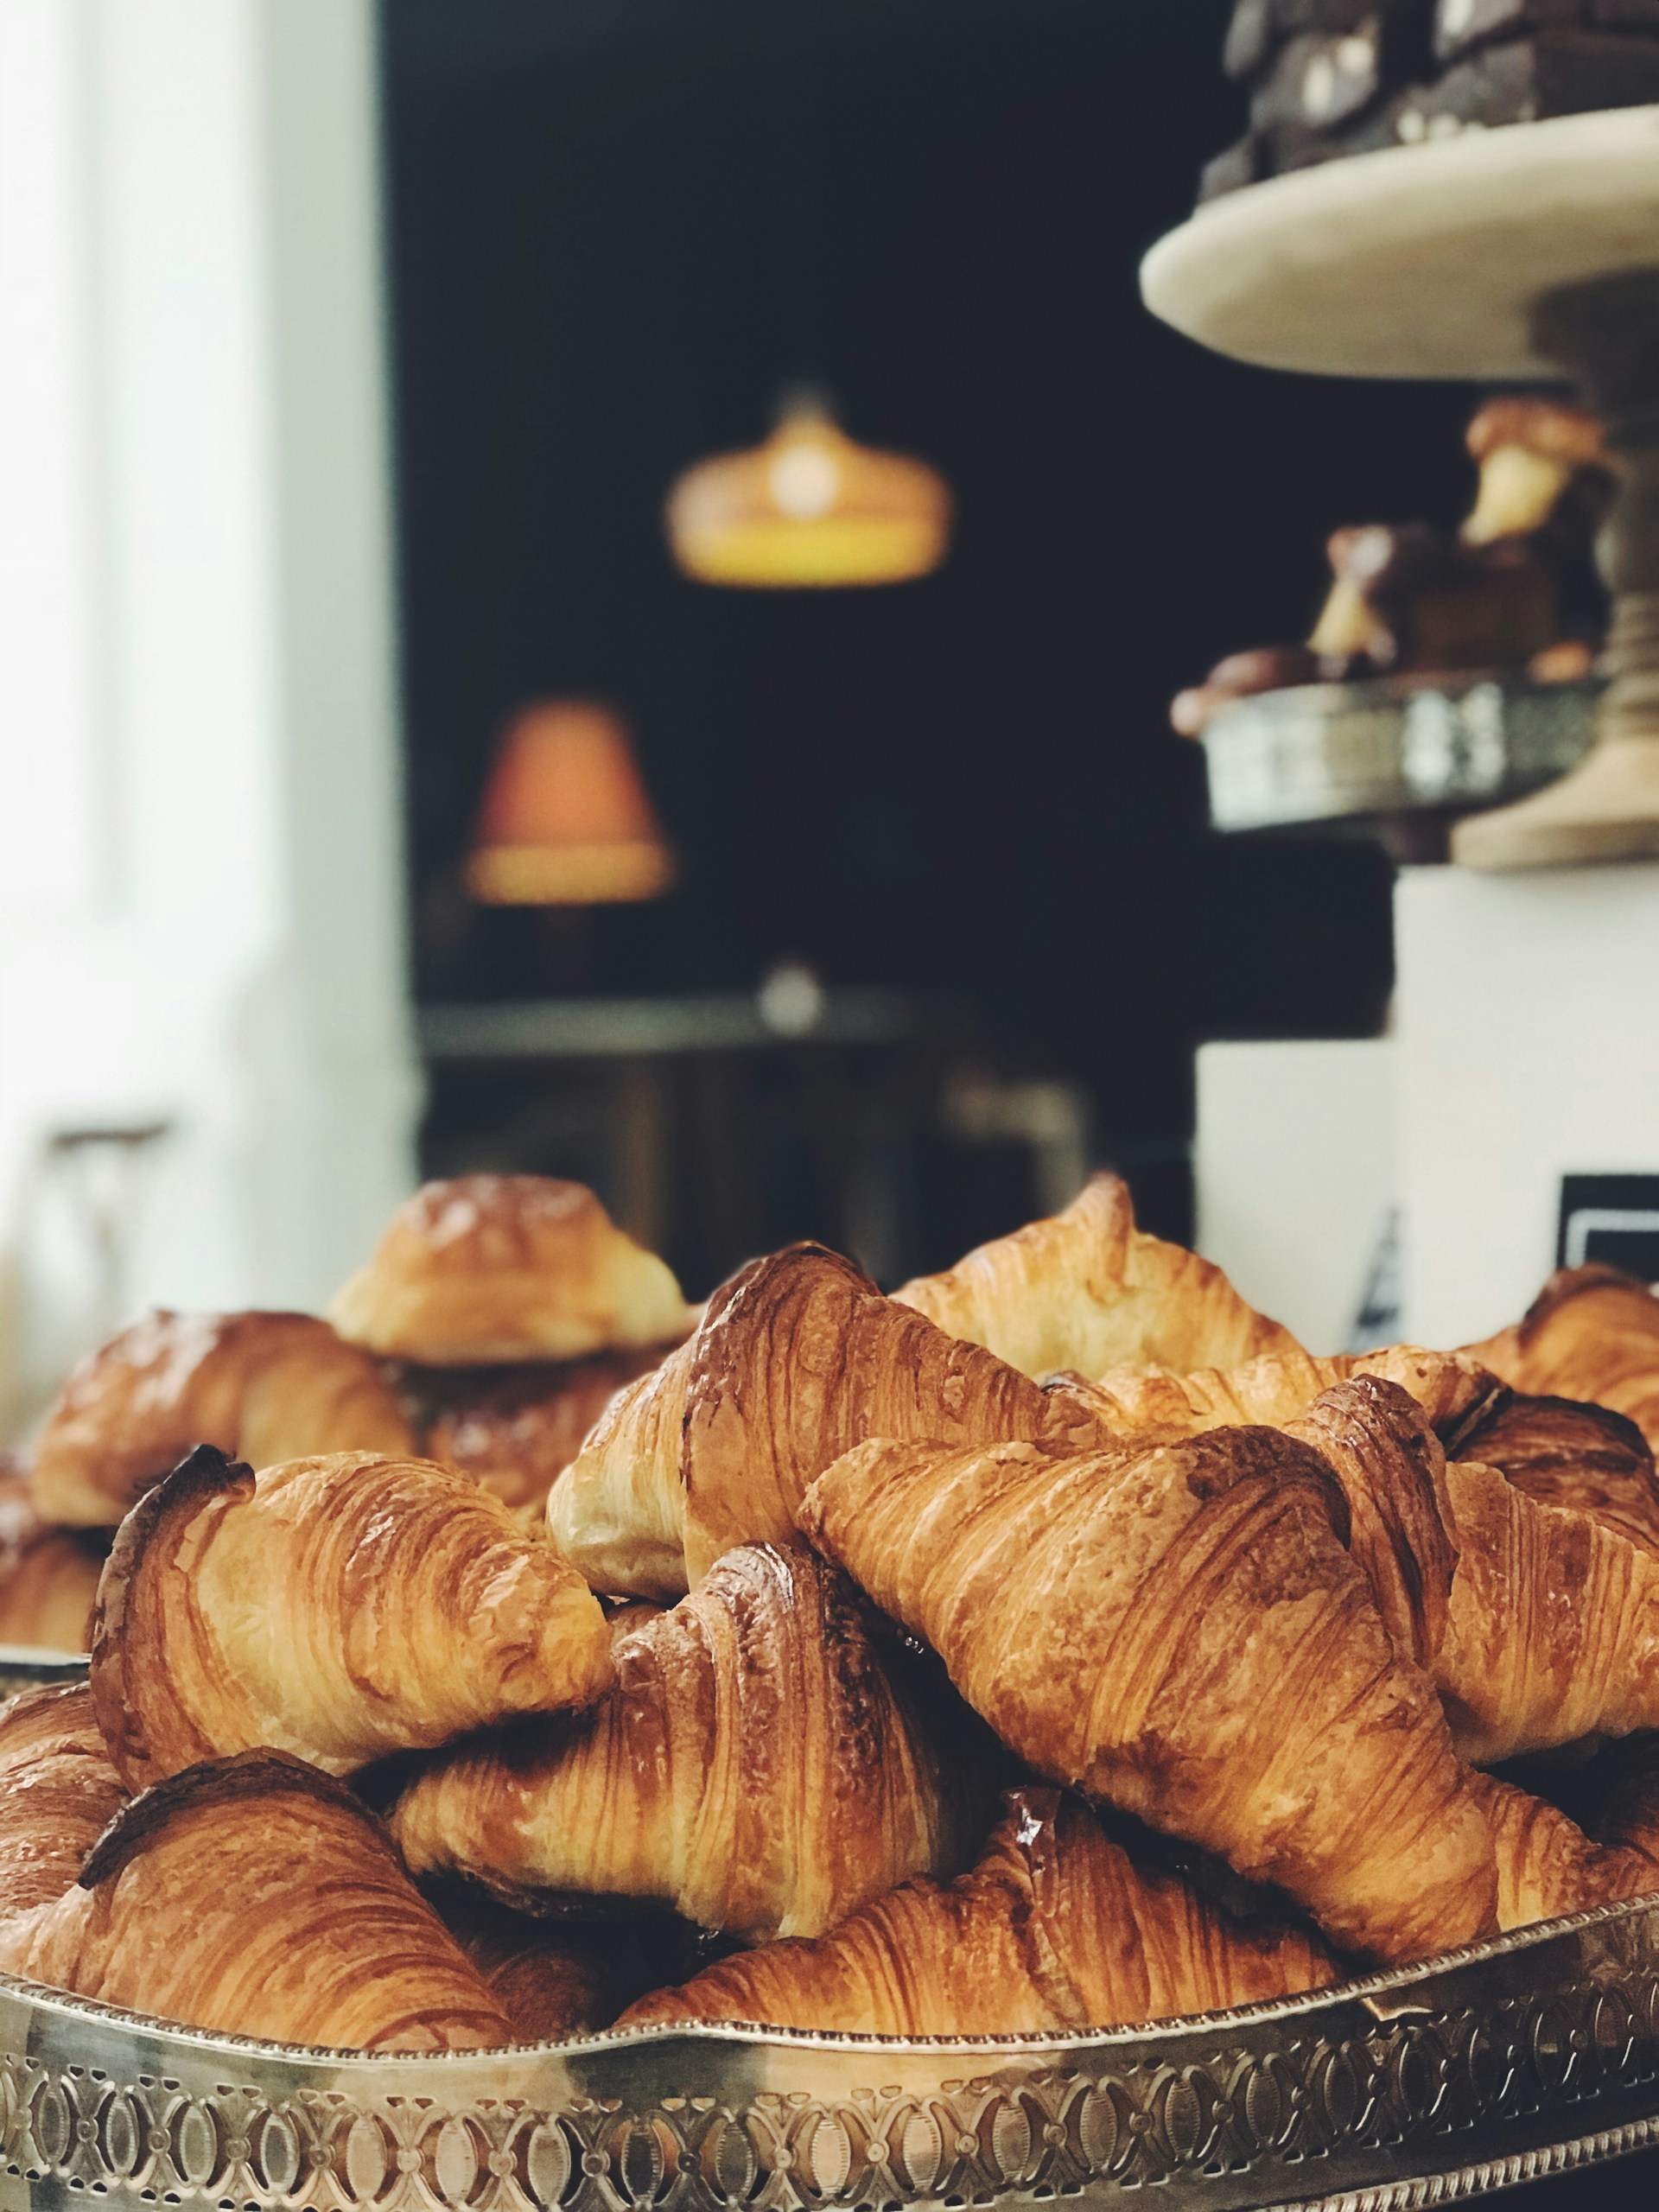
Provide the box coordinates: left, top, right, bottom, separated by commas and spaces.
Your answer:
466, 702, 675, 906
666, 397, 951, 588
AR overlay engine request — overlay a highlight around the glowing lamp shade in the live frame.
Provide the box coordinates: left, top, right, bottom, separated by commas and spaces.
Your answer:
466, 702, 674, 906
666, 396, 951, 588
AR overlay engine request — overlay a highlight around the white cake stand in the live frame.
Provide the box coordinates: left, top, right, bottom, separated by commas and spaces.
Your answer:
1141, 107, 1659, 869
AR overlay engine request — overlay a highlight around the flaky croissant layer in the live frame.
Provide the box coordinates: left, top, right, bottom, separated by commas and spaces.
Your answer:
619, 1789, 1337, 2036
0, 1752, 511, 2050
547, 1241, 1104, 1600
893, 1174, 1299, 1380
798, 1422, 1497, 1964
92, 1446, 614, 1788
393, 1541, 970, 1941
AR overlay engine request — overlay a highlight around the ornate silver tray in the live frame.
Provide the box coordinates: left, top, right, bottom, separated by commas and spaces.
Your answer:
3, 1902, 1659, 2211
1200, 675, 1599, 855
5, 1656, 1659, 2209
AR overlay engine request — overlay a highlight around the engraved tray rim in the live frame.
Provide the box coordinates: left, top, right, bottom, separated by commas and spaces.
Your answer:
8, 1661, 1659, 2204
1, 1887, 1656, 2068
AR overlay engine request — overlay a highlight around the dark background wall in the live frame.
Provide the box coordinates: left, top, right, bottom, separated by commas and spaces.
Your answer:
378, 0, 1477, 1268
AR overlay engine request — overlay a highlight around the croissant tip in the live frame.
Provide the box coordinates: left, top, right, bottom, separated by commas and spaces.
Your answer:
89, 1446, 256, 1786
79, 1748, 377, 1891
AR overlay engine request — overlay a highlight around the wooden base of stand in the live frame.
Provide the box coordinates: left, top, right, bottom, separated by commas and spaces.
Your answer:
1453, 735, 1659, 867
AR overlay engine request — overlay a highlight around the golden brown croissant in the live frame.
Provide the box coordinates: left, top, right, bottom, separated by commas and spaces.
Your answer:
0, 1683, 126, 1926
893, 1174, 1300, 1381
416, 1347, 663, 1518
1454, 1392, 1659, 1554
1469, 1264, 1659, 1454
92, 1446, 613, 1789
618, 1787, 1337, 2035
798, 1425, 1497, 1963
1469, 1770, 1655, 1931
29, 1310, 415, 1529
0, 1751, 512, 2050
1069, 1345, 1498, 1453
1436, 1453, 1659, 1764
0, 1470, 105, 1651
392, 1541, 970, 1942
546, 1243, 1106, 1600
1259, 1377, 1659, 1765
330, 1176, 693, 1365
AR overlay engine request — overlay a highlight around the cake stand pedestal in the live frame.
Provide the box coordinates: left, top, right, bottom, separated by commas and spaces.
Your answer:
1141, 108, 1659, 870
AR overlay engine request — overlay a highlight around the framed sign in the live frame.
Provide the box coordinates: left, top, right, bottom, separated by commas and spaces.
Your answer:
1558, 1174, 1659, 1282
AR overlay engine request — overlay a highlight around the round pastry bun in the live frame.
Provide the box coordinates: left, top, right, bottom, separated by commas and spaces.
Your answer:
330, 1176, 693, 1365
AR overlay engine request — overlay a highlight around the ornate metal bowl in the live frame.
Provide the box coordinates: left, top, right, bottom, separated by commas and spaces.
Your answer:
6, 1656, 1659, 2208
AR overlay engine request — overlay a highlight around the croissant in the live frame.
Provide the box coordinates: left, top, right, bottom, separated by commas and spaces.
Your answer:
1436, 1453, 1659, 1764
546, 1242, 1105, 1600
1454, 1392, 1659, 1554
893, 1175, 1300, 1381
29, 1310, 415, 1529
1258, 1377, 1659, 1765
0, 1751, 512, 2050
798, 1425, 1497, 1962
1468, 1770, 1655, 1930
392, 1541, 971, 1942
330, 1176, 693, 1365
0, 1684, 126, 1926
0, 1469, 105, 1652
1069, 1345, 1498, 1453
1469, 1264, 1659, 1454
416, 1348, 665, 1517
618, 1787, 1337, 2035
91, 1446, 613, 1789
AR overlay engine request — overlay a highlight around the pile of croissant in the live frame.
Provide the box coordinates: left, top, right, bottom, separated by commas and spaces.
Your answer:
6, 1169, 1659, 2054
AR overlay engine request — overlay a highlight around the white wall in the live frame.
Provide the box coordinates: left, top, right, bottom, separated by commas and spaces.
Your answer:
1196, 1039, 1398, 1353
1395, 861, 1659, 1347
0, 0, 417, 1433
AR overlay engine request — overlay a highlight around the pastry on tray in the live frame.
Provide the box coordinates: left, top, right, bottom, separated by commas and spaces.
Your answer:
1, 1174, 1656, 2049
1172, 397, 1610, 737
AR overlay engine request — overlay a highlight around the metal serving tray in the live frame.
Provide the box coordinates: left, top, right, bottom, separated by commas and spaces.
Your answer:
4, 1657, 1659, 2210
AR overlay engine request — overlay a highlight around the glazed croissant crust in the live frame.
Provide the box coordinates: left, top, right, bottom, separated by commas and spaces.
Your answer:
0, 1470, 105, 1654
893, 1174, 1300, 1381
546, 1242, 1104, 1600
0, 1751, 512, 2050
416, 1348, 664, 1518
29, 1310, 415, 1529
1453, 1391, 1659, 1554
0, 1683, 126, 1927
798, 1421, 1497, 1963
92, 1446, 613, 1788
331, 1175, 693, 1365
618, 1788, 1337, 2036
1470, 1770, 1656, 1932
1247, 1376, 1659, 1764
392, 1541, 971, 1942
1070, 1344, 1498, 1453
1470, 1264, 1659, 1455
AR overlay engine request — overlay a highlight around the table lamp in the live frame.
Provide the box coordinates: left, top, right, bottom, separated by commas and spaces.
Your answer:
466, 702, 674, 906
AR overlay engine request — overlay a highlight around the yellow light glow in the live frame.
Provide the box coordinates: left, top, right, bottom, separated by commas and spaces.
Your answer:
467, 702, 675, 907
666, 397, 951, 588
466, 839, 676, 906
